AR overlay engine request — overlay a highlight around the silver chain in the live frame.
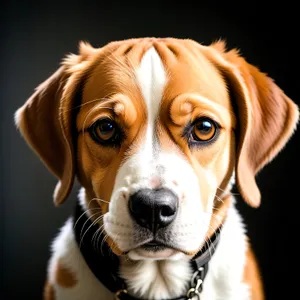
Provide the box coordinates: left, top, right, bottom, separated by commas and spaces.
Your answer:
186, 267, 204, 300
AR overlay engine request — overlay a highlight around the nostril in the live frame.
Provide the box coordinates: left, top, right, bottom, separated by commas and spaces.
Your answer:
129, 197, 145, 216
128, 190, 153, 229
160, 205, 175, 217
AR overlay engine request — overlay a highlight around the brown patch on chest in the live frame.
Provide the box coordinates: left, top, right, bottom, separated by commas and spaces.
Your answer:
55, 259, 77, 288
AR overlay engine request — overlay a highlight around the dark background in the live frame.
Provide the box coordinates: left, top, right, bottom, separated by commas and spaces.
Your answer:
1, 1, 299, 299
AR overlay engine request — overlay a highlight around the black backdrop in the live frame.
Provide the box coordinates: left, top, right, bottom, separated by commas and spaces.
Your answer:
1, 1, 299, 299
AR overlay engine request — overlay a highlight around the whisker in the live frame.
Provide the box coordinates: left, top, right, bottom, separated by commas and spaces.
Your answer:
73, 208, 102, 230
95, 226, 108, 255
217, 186, 239, 196
204, 238, 213, 258
91, 227, 100, 250
214, 194, 224, 203
66, 98, 114, 112
208, 222, 224, 238
204, 222, 224, 256
100, 232, 110, 257
209, 210, 226, 223
203, 215, 224, 226
92, 223, 105, 251
79, 214, 104, 249
87, 197, 110, 208
106, 236, 116, 259
216, 186, 227, 193
79, 211, 103, 243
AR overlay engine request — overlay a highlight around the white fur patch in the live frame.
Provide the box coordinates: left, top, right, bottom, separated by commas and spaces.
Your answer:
120, 256, 192, 299
200, 202, 250, 300
135, 46, 166, 158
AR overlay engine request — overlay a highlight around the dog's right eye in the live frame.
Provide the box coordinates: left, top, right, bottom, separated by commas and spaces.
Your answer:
88, 118, 122, 146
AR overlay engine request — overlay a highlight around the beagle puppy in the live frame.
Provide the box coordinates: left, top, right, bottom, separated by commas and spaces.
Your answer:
15, 38, 299, 300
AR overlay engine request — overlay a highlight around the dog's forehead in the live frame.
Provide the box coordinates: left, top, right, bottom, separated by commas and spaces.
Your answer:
82, 38, 230, 112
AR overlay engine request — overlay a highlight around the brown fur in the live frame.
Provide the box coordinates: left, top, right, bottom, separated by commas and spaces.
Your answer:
243, 243, 265, 300
55, 260, 77, 288
44, 281, 55, 300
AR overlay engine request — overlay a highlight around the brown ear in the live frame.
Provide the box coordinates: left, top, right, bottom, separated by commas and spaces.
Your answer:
14, 42, 95, 205
205, 41, 299, 207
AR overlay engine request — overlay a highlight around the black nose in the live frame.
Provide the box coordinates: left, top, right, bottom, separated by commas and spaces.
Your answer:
128, 188, 178, 232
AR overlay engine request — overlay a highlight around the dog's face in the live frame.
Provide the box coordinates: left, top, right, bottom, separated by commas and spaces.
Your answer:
15, 38, 299, 260
76, 41, 236, 259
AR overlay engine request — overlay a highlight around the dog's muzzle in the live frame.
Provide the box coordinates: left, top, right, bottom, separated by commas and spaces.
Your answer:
128, 188, 178, 233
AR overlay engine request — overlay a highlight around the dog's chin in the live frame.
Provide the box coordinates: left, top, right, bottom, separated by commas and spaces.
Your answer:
127, 245, 186, 261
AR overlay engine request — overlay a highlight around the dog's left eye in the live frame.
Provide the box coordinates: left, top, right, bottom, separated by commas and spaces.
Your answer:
88, 118, 122, 146
189, 117, 219, 145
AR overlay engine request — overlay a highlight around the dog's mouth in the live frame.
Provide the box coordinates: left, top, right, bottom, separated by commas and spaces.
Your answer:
127, 240, 186, 260
141, 241, 169, 252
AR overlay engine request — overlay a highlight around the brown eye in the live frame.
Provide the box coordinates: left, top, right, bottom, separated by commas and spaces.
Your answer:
89, 118, 121, 145
192, 118, 217, 142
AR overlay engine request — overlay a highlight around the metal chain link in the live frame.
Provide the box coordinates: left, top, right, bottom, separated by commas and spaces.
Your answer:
186, 267, 204, 299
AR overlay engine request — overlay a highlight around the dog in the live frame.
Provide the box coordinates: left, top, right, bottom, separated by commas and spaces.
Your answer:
15, 38, 299, 300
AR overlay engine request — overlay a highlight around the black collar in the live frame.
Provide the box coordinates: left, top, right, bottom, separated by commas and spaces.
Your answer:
73, 202, 221, 300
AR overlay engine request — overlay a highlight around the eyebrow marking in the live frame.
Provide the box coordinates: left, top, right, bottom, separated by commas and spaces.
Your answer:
170, 93, 236, 128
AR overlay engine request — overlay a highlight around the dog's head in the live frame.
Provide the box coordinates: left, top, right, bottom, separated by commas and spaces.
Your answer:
15, 38, 299, 260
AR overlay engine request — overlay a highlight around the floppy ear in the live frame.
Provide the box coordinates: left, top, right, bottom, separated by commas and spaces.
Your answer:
205, 41, 299, 207
14, 42, 96, 205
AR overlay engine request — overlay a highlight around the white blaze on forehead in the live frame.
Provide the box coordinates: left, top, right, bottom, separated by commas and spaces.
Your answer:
135, 47, 166, 156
